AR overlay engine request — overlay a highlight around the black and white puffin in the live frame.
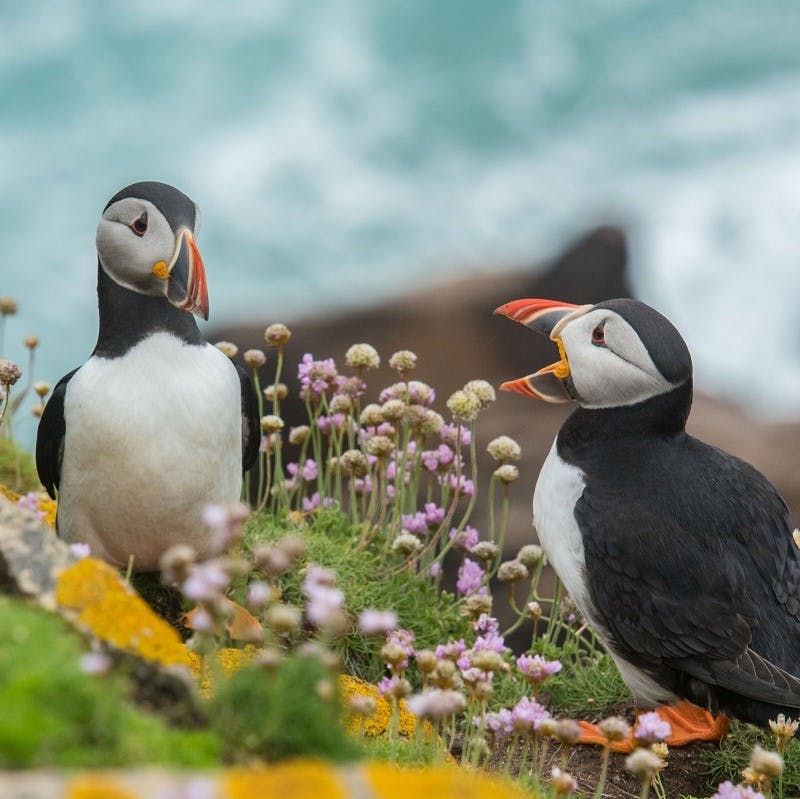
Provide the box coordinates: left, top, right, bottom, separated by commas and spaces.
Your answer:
36, 181, 259, 570
496, 297, 800, 734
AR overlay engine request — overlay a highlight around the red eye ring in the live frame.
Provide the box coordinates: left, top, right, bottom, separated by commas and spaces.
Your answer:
591, 323, 606, 347
130, 211, 148, 237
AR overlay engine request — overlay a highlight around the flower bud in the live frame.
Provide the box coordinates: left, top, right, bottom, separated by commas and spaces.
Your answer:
264, 323, 291, 348
365, 435, 394, 458
518, 544, 544, 567
463, 379, 495, 408
494, 464, 519, 484
625, 747, 662, 780
446, 389, 480, 423
0, 360, 22, 386
244, 349, 266, 368
265, 603, 302, 635
263, 383, 288, 402
288, 425, 310, 446
750, 744, 784, 778
260, 414, 284, 434
215, 341, 239, 358
497, 559, 529, 583
34, 381, 51, 398
487, 435, 522, 462
345, 343, 380, 370
388, 350, 417, 373
415, 650, 437, 673
0, 297, 18, 315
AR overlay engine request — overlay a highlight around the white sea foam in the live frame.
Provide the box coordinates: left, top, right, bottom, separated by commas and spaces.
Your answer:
3, 0, 800, 453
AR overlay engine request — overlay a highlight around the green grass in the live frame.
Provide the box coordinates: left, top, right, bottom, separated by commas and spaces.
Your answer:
244, 508, 471, 683
0, 437, 39, 493
701, 719, 800, 797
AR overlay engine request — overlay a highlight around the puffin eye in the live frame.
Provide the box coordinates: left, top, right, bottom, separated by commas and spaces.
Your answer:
591, 323, 606, 347
130, 211, 148, 237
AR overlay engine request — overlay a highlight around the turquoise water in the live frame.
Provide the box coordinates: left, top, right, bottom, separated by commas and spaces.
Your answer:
2, 1, 800, 447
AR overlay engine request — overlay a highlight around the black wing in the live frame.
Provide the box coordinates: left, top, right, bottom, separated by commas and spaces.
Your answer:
35, 368, 78, 499
237, 365, 260, 472
578, 436, 800, 711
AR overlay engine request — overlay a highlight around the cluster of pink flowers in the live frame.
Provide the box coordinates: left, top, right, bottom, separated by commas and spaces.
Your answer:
481, 696, 551, 741
516, 653, 563, 685
297, 353, 339, 400
401, 503, 445, 536
632, 710, 672, 744
457, 558, 487, 596
711, 783, 765, 799
450, 525, 479, 552
358, 609, 399, 635
302, 564, 345, 628
458, 614, 507, 679
17, 492, 45, 520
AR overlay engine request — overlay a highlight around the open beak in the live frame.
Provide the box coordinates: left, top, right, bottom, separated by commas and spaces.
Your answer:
494, 298, 591, 403
165, 229, 209, 320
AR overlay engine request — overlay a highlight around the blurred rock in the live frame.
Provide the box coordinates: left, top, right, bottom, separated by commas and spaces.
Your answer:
0, 497, 75, 608
215, 224, 799, 560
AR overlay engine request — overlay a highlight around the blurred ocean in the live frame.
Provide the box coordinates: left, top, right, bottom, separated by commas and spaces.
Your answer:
2, 0, 800, 447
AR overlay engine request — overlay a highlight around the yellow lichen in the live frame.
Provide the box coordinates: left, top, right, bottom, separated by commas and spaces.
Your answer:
55, 558, 190, 667
66, 775, 139, 799
339, 674, 419, 738
365, 762, 529, 799
221, 760, 347, 799
188, 645, 259, 696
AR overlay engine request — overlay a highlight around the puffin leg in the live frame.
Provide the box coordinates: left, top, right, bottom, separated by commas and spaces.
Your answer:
576, 702, 729, 752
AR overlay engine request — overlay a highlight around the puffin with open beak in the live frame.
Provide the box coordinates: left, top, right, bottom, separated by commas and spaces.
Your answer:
496, 297, 800, 743
36, 182, 259, 570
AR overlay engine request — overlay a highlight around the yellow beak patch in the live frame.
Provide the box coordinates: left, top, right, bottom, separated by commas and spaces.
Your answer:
152, 261, 169, 280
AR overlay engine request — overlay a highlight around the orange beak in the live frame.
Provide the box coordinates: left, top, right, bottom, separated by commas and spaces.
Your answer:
165, 229, 209, 320
494, 298, 590, 403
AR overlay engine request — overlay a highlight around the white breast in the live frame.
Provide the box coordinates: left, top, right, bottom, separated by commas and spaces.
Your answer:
533, 438, 677, 707
58, 333, 243, 569
533, 438, 592, 613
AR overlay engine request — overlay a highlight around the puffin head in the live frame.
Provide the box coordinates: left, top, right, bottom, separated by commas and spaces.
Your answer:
96, 181, 209, 320
495, 298, 692, 409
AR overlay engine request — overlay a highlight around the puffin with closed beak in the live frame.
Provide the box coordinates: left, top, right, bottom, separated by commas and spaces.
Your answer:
496, 297, 800, 742
37, 181, 259, 570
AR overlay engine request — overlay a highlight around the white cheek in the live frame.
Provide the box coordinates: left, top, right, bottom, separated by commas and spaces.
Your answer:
568, 346, 672, 407
96, 220, 175, 294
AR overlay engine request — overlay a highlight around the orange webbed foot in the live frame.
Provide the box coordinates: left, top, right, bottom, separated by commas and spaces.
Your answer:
576, 702, 728, 750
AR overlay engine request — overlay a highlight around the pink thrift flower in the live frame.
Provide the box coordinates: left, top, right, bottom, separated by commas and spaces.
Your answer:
358, 609, 399, 635
512, 696, 550, 732
633, 711, 672, 744
450, 526, 479, 552
69, 542, 91, 559
17, 492, 45, 519
247, 580, 271, 609
711, 782, 765, 799
301, 459, 318, 481
456, 558, 487, 596
401, 512, 427, 536
516, 653, 563, 683
435, 639, 467, 661
424, 502, 445, 528
428, 562, 442, 579
80, 651, 112, 675
481, 709, 513, 740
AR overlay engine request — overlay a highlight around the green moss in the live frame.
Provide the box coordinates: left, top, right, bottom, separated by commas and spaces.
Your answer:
0, 596, 219, 768
211, 654, 360, 763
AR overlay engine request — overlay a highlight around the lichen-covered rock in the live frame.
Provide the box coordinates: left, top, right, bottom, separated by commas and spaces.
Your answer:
0, 495, 75, 607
